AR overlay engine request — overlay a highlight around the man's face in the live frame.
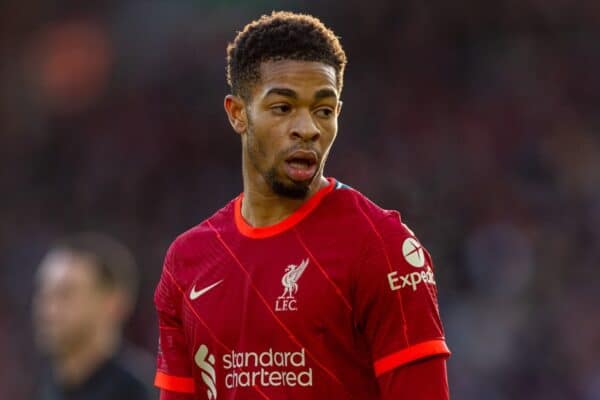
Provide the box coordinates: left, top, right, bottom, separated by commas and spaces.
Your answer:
242, 60, 341, 198
32, 251, 108, 357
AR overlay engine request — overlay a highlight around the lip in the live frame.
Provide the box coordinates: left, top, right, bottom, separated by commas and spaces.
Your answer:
283, 150, 319, 182
285, 150, 318, 164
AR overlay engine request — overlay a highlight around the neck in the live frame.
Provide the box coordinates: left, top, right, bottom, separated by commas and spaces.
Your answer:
52, 329, 120, 387
241, 172, 329, 228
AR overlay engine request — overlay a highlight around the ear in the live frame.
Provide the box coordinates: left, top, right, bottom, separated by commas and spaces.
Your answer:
224, 95, 248, 134
337, 100, 343, 116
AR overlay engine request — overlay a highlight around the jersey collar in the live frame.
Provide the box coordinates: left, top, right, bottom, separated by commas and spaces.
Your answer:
234, 178, 335, 239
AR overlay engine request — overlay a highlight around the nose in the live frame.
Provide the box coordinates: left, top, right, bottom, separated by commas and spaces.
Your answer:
290, 109, 320, 142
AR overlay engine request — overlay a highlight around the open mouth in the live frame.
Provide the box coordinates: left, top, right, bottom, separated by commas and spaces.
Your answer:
286, 151, 317, 168
284, 150, 318, 181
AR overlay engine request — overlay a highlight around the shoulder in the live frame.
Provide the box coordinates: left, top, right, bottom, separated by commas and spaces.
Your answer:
327, 181, 430, 278
164, 199, 236, 269
325, 180, 414, 238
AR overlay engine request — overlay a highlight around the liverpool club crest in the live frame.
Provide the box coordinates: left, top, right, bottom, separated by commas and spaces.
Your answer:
275, 258, 309, 312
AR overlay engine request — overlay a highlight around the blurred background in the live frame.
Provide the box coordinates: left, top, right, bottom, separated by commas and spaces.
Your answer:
1, 0, 599, 399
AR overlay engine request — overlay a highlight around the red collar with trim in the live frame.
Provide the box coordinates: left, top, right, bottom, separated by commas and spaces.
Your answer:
234, 178, 336, 239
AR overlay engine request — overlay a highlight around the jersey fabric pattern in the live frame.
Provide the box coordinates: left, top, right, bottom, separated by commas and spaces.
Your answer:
154, 178, 450, 399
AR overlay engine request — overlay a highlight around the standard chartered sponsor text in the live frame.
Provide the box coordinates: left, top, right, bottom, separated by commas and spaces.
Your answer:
223, 348, 312, 388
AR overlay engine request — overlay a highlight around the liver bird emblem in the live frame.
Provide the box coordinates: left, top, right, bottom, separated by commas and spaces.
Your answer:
279, 258, 309, 299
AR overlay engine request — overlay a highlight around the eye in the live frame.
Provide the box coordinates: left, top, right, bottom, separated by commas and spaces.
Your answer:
315, 107, 334, 118
271, 104, 291, 115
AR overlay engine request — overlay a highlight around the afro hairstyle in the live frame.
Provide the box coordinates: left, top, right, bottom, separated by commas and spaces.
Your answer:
226, 11, 347, 100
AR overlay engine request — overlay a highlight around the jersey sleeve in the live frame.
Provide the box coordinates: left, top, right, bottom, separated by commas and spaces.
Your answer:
378, 356, 449, 400
154, 247, 196, 395
353, 212, 450, 378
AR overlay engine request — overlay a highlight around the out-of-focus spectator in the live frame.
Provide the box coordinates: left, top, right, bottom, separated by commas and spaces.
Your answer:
32, 233, 152, 400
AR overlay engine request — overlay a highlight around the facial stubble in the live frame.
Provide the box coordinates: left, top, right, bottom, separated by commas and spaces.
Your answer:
246, 116, 313, 199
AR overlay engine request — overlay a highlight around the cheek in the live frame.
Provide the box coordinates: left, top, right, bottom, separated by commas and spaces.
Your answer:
63, 292, 101, 326
319, 122, 338, 151
34, 293, 64, 322
246, 123, 281, 170
247, 130, 268, 159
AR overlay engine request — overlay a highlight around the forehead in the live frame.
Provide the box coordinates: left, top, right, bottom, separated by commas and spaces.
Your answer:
255, 60, 338, 98
37, 251, 97, 290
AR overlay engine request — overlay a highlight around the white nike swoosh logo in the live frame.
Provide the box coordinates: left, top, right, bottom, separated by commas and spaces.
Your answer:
190, 280, 224, 300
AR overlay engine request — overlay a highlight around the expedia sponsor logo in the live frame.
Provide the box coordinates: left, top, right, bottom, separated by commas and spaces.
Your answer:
402, 237, 426, 267
387, 266, 436, 292
223, 348, 312, 388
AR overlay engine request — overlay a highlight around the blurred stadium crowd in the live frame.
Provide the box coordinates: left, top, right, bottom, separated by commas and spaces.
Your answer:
1, 1, 599, 399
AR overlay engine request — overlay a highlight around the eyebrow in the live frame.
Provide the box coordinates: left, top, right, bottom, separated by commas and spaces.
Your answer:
264, 87, 338, 101
265, 88, 298, 99
314, 88, 337, 100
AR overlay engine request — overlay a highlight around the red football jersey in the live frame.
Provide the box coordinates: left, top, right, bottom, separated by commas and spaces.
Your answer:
154, 178, 450, 399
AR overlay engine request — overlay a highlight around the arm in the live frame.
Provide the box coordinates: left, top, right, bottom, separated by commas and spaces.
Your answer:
159, 390, 195, 400
154, 247, 196, 398
378, 356, 449, 400
353, 211, 451, 397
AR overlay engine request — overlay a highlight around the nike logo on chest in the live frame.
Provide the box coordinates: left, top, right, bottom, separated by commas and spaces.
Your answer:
190, 279, 224, 300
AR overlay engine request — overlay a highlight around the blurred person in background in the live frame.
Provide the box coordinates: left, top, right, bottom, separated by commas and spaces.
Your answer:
33, 233, 151, 400
154, 11, 449, 400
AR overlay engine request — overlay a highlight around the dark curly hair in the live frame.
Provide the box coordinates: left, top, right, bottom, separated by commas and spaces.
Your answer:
226, 11, 347, 100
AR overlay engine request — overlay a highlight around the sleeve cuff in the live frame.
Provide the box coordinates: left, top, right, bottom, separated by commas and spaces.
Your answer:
373, 339, 451, 377
154, 371, 196, 393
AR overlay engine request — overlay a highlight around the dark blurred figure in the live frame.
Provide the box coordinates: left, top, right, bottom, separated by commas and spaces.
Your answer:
32, 233, 151, 400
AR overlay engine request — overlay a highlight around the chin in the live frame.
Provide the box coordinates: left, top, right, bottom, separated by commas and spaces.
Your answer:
272, 179, 311, 199
267, 172, 313, 199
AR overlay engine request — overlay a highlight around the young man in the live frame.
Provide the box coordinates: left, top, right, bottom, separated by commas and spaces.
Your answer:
33, 233, 151, 400
154, 11, 450, 399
